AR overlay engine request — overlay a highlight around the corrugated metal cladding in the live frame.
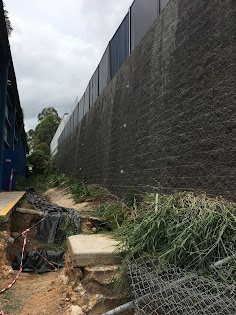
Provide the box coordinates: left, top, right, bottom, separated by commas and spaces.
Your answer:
79, 94, 85, 123
84, 84, 90, 115
160, 0, 170, 11
130, 0, 159, 52
110, 13, 129, 79
90, 67, 99, 105
99, 45, 111, 95
73, 104, 79, 129
68, 115, 74, 134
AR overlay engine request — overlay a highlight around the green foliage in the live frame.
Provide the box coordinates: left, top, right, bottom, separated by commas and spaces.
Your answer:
123, 187, 137, 207
34, 114, 59, 148
38, 107, 61, 124
3, 2, 13, 37
26, 107, 61, 174
15, 174, 48, 193
35, 142, 50, 156
117, 192, 236, 273
26, 129, 35, 152
94, 203, 130, 231
15, 175, 28, 191
27, 150, 49, 174
47, 173, 95, 202
54, 217, 80, 248
70, 179, 93, 203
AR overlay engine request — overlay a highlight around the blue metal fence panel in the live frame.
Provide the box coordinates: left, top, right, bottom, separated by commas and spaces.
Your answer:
110, 13, 130, 79
68, 114, 73, 134
160, 0, 170, 11
79, 95, 85, 123
130, 0, 159, 52
90, 67, 99, 106
56, 0, 171, 149
84, 84, 90, 115
99, 45, 111, 95
65, 121, 69, 140
73, 103, 79, 129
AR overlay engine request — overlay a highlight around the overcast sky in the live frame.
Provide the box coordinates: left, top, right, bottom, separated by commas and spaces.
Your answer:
5, 0, 133, 131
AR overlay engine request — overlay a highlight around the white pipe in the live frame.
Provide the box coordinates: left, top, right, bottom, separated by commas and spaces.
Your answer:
155, 193, 159, 213
101, 301, 134, 315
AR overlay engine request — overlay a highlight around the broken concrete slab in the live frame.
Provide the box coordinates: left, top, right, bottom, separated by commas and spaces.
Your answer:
67, 234, 122, 267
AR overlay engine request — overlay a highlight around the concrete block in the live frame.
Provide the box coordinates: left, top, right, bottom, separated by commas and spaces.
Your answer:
67, 234, 122, 267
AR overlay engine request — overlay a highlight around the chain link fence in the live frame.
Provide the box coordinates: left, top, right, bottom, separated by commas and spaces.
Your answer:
127, 254, 236, 314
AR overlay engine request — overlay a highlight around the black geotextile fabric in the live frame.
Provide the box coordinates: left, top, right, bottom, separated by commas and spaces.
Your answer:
12, 251, 65, 273
26, 188, 81, 243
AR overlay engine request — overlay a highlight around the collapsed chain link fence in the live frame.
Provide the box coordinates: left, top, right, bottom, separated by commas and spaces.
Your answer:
127, 255, 236, 315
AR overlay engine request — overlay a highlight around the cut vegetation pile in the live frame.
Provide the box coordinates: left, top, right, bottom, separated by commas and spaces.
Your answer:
116, 192, 235, 277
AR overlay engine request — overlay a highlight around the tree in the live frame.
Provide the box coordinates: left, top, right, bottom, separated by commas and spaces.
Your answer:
26, 107, 61, 174
27, 150, 49, 174
26, 129, 36, 153
34, 114, 60, 147
35, 142, 50, 156
3, 2, 13, 37
38, 107, 61, 125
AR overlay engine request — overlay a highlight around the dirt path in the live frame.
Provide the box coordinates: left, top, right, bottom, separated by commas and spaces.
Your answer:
0, 188, 88, 315
1, 187, 128, 315
1, 271, 67, 315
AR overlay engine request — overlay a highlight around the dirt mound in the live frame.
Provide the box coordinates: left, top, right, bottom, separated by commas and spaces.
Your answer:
0, 231, 14, 281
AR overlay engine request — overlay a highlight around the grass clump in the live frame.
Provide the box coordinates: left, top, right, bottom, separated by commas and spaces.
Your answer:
94, 202, 130, 231
54, 217, 80, 248
117, 192, 236, 273
48, 173, 95, 203
16, 170, 96, 203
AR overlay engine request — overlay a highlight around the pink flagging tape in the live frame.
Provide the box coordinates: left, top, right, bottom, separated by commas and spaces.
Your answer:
26, 238, 58, 272
0, 229, 29, 293
0, 227, 58, 296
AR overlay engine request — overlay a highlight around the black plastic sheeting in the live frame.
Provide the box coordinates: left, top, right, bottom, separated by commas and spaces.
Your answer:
160, 0, 170, 11
90, 67, 99, 106
130, 0, 159, 52
99, 45, 111, 95
12, 251, 65, 274
26, 188, 80, 244
110, 13, 130, 79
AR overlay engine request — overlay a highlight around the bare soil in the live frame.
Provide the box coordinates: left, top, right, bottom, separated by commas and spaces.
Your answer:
0, 187, 132, 315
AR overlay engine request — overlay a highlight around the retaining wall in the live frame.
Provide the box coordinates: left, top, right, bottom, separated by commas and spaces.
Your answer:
55, 0, 236, 200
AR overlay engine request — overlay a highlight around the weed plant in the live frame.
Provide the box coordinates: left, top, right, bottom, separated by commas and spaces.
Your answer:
54, 217, 80, 248
16, 170, 95, 203
94, 202, 130, 230
117, 192, 236, 273
15, 174, 49, 193
48, 173, 95, 202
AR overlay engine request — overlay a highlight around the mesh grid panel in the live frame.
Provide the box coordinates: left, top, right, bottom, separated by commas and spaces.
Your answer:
127, 255, 236, 314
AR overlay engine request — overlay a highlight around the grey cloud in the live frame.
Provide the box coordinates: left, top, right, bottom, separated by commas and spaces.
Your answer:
5, 0, 133, 131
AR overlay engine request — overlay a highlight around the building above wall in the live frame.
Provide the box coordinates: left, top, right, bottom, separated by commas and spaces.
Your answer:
0, 0, 27, 191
